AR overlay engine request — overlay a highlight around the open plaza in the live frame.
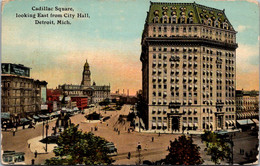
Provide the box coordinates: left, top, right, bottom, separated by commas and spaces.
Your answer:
2, 104, 258, 165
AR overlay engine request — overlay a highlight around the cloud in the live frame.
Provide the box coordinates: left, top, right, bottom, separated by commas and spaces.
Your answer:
236, 43, 259, 71
236, 43, 259, 90
236, 25, 249, 32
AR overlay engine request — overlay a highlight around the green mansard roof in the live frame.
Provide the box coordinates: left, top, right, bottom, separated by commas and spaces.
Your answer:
147, 2, 235, 31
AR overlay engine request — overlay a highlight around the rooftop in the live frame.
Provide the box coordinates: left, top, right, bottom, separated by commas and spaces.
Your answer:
146, 2, 234, 31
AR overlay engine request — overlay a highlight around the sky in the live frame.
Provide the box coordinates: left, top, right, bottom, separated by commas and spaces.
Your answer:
1, 0, 259, 95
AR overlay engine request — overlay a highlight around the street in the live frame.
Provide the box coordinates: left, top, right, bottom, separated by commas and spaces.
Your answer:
2, 104, 259, 165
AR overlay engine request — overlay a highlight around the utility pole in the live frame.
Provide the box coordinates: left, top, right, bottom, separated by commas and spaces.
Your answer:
45, 121, 49, 153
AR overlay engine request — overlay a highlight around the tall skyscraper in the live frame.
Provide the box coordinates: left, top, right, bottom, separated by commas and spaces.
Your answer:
81, 59, 91, 86
140, 2, 237, 133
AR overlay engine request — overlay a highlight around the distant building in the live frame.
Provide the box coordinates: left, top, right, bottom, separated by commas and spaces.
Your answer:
236, 90, 259, 120
140, 2, 237, 133
47, 88, 62, 112
58, 59, 110, 105
1, 63, 47, 124
110, 92, 138, 105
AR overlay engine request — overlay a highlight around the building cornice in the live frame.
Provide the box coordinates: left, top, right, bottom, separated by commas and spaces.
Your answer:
144, 37, 238, 50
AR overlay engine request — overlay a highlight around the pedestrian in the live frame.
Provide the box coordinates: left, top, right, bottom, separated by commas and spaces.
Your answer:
34, 150, 38, 158
107, 124, 108, 126
158, 132, 160, 137
128, 128, 130, 133
31, 159, 35, 165
118, 130, 120, 135
152, 137, 154, 142
23, 124, 25, 129
128, 152, 131, 159
13, 129, 15, 136
54, 127, 57, 135
28, 143, 31, 148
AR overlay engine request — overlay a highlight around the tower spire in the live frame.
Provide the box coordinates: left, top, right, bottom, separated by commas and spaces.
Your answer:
81, 59, 91, 86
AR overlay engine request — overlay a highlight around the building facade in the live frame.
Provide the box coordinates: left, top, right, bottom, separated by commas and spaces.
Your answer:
1, 63, 48, 122
58, 59, 111, 105
236, 90, 259, 120
140, 2, 237, 133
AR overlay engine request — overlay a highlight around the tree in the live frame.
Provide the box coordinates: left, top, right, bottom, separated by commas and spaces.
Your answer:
45, 123, 113, 165
201, 131, 230, 164
164, 135, 204, 165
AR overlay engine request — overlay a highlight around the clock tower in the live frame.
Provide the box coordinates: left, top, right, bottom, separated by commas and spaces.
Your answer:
81, 59, 91, 86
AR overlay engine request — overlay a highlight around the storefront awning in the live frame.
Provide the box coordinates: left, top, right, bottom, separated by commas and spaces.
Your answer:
33, 115, 39, 119
237, 119, 254, 125
20, 118, 30, 123
252, 119, 259, 125
73, 107, 79, 111
38, 114, 49, 119
1, 112, 10, 119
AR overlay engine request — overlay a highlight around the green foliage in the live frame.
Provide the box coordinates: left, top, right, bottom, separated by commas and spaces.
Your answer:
201, 131, 231, 164
45, 123, 113, 165
164, 135, 204, 165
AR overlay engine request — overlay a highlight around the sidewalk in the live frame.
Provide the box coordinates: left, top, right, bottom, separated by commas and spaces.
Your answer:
27, 136, 56, 154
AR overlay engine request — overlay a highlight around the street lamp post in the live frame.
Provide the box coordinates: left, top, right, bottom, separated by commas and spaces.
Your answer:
45, 121, 49, 153
137, 142, 142, 165
42, 122, 45, 139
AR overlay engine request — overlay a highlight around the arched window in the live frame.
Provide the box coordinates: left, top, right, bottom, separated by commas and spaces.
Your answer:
223, 22, 228, 29
188, 17, 193, 24
208, 19, 212, 26
162, 15, 168, 23
215, 20, 219, 27
154, 16, 159, 23
180, 15, 186, 24
171, 15, 177, 23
